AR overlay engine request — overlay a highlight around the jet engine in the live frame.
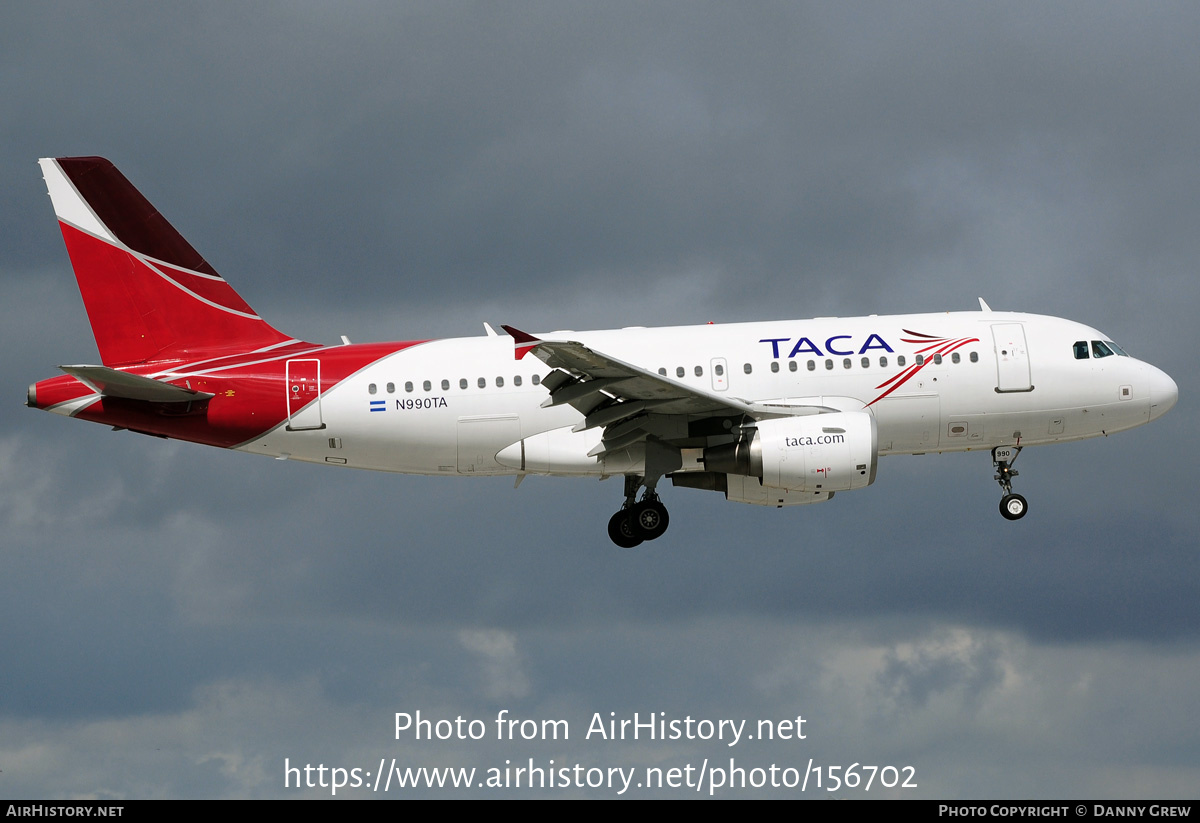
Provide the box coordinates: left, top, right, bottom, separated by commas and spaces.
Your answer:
701, 411, 878, 492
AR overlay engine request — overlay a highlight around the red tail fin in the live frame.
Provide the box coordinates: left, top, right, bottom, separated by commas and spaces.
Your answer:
39, 157, 293, 366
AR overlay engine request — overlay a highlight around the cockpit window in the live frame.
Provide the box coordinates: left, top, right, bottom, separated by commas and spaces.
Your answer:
1106, 341, 1129, 356
1073, 341, 1089, 360
1092, 340, 1115, 359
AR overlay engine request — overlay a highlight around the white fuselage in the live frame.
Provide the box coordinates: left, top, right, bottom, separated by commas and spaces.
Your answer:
241, 310, 1177, 478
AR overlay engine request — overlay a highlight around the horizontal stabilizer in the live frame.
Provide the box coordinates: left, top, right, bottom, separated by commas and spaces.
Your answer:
59, 365, 214, 403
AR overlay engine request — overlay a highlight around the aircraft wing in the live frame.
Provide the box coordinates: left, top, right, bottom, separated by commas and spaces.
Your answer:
502, 326, 827, 458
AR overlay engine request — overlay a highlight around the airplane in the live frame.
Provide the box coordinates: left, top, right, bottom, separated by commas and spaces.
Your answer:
27, 156, 1179, 547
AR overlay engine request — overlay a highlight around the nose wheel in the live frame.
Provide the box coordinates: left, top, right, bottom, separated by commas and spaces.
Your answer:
992, 446, 1027, 520
1000, 492, 1027, 520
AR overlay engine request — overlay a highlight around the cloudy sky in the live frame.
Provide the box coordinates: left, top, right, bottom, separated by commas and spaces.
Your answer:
2, 1, 1197, 798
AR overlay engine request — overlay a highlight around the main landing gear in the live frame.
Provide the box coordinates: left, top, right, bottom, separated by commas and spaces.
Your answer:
607, 474, 671, 547
992, 445, 1027, 520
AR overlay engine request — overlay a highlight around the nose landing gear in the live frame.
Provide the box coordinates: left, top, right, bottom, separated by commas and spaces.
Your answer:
993, 445, 1027, 520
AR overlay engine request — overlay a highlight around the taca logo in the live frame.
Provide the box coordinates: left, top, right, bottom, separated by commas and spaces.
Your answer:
759, 334, 894, 358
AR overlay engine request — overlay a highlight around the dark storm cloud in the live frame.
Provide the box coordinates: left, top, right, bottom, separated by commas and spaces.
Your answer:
8, 3, 1199, 327
2, 0, 1197, 798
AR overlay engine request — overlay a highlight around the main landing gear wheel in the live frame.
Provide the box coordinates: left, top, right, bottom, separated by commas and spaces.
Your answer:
631, 499, 670, 541
608, 510, 643, 548
607, 475, 671, 547
999, 493, 1028, 521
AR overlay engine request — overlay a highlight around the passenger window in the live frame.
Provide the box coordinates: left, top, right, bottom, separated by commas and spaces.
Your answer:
933, 354, 942, 365
695, 365, 703, 377
861, 357, 869, 369
825, 359, 833, 370
423, 380, 431, 391
898, 355, 907, 366
676, 367, 685, 378
789, 361, 797, 372
843, 358, 851, 369
386, 382, 395, 393
514, 375, 522, 386
744, 363, 753, 374
1074, 341, 1090, 360
770, 362, 779, 373
951, 352, 960, 364
969, 352, 978, 363
478, 377, 486, 388
368, 383, 377, 395
915, 355, 924, 366
496, 377, 504, 387
459, 378, 468, 390
1092, 340, 1115, 358
532, 374, 541, 386
658, 367, 667, 376
715, 364, 724, 376
405, 381, 414, 392
807, 360, 815, 371
879, 356, 888, 367
441, 379, 450, 391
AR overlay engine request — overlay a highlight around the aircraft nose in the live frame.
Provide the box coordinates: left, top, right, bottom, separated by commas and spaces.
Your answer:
1148, 366, 1178, 421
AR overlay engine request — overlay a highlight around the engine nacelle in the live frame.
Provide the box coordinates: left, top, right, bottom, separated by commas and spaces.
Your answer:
725, 474, 835, 507
670, 471, 835, 506
703, 411, 878, 492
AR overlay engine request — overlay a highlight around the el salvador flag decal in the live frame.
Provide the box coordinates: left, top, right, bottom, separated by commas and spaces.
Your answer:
369, 400, 386, 412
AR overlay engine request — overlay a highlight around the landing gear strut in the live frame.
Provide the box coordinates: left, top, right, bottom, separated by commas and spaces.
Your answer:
607, 474, 671, 547
992, 445, 1027, 520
